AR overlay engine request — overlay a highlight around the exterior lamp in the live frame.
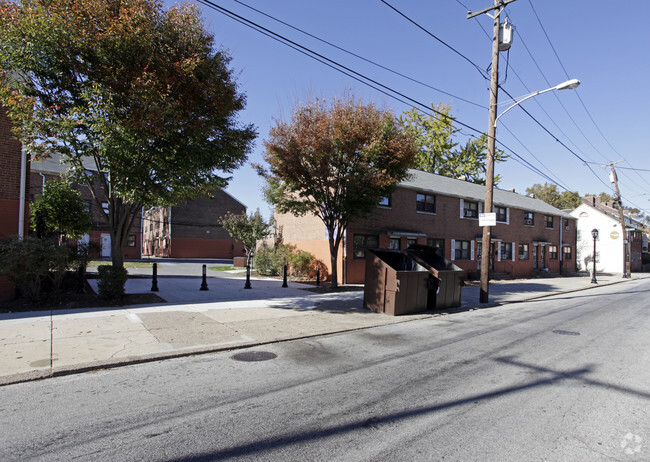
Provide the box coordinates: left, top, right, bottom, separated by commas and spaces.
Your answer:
591, 228, 599, 284
479, 78, 581, 303
494, 79, 581, 127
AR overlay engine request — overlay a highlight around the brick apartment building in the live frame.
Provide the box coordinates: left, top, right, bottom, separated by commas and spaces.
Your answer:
30, 154, 142, 260
0, 107, 29, 300
142, 190, 246, 259
275, 169, 578, 284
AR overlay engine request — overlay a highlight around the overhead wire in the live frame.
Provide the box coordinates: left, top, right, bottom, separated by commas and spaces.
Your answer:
228, 0, 485, 109
527, 0, 650, 194
201, 0, 646, 214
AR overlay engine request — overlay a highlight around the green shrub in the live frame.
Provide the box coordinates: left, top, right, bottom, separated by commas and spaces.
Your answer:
0, 237, 51, 301
253, 244, 325, 280
96, 265, 128, 300
253, 246, 277, 275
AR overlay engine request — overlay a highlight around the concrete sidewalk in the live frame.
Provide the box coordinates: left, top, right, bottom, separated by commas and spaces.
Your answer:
0, 271, 643, 386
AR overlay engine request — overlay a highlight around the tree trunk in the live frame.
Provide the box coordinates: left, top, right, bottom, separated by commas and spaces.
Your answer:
329, 237, 340, 288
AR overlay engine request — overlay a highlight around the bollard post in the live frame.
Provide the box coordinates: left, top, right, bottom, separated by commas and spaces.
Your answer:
316, 267, 320, 287
151, 263, 159, 292
200, 264, 209, 290
244, 264, 252, 289
282, 265, 288, 288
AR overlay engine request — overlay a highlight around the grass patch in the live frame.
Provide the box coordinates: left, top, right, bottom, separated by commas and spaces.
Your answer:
209, 266, 237, 272
88, 260, 158, 269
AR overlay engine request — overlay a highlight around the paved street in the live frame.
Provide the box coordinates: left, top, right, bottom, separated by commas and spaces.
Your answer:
1, 277, 648, 461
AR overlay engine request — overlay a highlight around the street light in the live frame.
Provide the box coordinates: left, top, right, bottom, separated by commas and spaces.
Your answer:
494, 79, 580, 127
479, 78, 581, 304
591, 228, 599, 284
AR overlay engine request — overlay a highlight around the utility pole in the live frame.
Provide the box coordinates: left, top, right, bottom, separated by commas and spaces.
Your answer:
467, 0, 517, 303
605, 161, 631, 278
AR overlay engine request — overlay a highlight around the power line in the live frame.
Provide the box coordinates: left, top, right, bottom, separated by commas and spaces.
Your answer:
228, 0, 485, 109
197, 0, 485, 136
380, 0, 488, 80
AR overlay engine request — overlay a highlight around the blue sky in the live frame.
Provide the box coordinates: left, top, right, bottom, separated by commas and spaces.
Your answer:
174, 0, 650, 219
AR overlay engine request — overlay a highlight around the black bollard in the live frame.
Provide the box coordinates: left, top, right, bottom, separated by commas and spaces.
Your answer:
244, 264, 252, 289
151, 263, 159, 292
316, 267, 320, 287
282, 265, 288, 288
200, 264, 209, 291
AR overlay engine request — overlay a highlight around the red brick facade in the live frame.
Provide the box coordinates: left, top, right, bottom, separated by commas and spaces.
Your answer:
0, 107, 28, 300
30, 158, 142, 261
275, 170, 577, 284
142, 190, 246, 259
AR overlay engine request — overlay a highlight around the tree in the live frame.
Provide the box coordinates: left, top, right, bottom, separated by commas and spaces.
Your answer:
30, 178, 91, 244
259, 96, 417, 287
220, 210, 273, 267
399, 103, 507, 184
0, 0, 256, 269
525, 183, 581, 210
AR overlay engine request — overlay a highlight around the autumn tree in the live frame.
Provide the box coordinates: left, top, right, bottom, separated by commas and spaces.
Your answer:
259, 97, 417, 287
399, 103, 507, 184
0, 0, 256, 269
30, 178, 91, 244
526, 183, 581, 209
220, 210, 273, 267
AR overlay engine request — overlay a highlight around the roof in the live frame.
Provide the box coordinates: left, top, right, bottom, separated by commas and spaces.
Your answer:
30, 154, 97, 175
400, 169, 574, 219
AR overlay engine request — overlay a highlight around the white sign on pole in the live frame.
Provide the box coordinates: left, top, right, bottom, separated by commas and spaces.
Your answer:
479, 212, 497, 227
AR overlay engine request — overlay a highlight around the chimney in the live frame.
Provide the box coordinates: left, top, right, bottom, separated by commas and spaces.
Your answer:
508, 188, 515, 193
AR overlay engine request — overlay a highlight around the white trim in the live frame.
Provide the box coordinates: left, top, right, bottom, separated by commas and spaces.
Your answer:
478, 202, 484, 214
512, 241, 515, 262
506, 207, 510, 225
459, 199, 464, 219
497, 242, 502, 262
470, 240, 475, 260
451, 239, 456, 260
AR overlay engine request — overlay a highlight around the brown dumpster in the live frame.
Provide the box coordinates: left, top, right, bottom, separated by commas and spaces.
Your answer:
364, 246, 463, 315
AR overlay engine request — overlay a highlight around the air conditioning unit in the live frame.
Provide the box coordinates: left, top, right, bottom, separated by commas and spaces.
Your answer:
524, 219, 533, 226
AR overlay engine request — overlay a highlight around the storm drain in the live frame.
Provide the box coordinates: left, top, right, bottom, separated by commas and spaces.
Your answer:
231, 351, 277, 362
552, 330, 580, 336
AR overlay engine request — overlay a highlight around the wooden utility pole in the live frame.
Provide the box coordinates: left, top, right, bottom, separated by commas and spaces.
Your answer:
606, 161, 631, 278
468, 0, 517, 303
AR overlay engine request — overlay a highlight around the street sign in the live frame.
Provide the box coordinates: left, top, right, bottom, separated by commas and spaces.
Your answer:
479, 212, 497, 227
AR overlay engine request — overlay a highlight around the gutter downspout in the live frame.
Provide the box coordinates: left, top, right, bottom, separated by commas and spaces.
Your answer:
18, 149, 27, 239
559, 216, 563, 275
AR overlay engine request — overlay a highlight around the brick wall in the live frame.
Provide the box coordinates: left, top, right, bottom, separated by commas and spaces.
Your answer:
276, 184, 577, 284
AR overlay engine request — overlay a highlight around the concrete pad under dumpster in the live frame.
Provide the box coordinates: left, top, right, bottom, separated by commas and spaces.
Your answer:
364, 246, 463, 315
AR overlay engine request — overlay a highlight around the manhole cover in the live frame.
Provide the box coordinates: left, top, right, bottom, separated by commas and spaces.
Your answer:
552, 330, 580, 336
231, 351, 277, 362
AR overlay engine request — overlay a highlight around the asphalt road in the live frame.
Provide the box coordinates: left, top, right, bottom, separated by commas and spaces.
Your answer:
1, 278, 648, 461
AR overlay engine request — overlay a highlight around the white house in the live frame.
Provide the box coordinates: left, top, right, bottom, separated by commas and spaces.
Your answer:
571, 199, 644, 274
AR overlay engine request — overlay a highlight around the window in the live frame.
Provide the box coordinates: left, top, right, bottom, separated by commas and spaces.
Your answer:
495, 206, 507, 223
378, 196, 391, 207
83, 200, 92, 213
102, 202, 109, 214
545, 215, 554, 229
353, 234, 378, 259
455, 240, 471, 260
563, 246, 572, 260
416, 193, 435, 213
500, 242, 513, 260
524, 212, 534, 226
518, 243, 529, 260
127, 235, 136, 247
564, 219, 570, 231
427, 238, 444, 257
463, 200, 478, 218
407, 238, 417, 248
389, 237, 400, 250
548, 245, 558, 260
